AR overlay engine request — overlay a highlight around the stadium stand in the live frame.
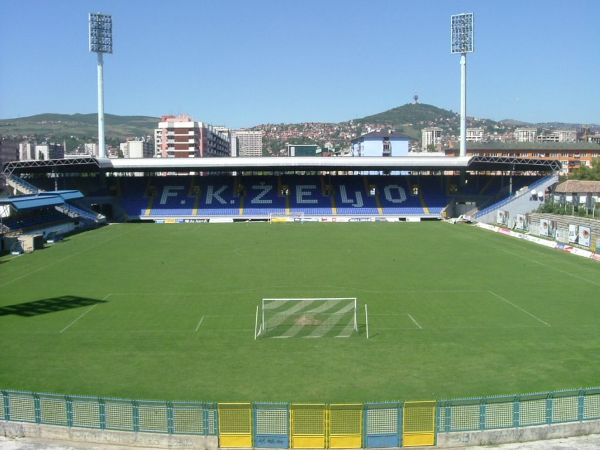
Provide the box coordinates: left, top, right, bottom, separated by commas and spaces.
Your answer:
116, 175, 453, 219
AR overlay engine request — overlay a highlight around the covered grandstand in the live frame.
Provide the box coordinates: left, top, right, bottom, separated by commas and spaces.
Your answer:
1, 155, 560, 223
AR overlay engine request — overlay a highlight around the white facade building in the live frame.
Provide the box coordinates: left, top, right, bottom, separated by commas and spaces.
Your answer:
514, 128, 538, 142
34, 143, 64, 160
466, 127, 485, 142
537, 130, 577, 143
83, 143, 99, 157
232, 130, 263, 157
421, 127, 442, 151
19, 142, 35, 160
120, 139, 153, 158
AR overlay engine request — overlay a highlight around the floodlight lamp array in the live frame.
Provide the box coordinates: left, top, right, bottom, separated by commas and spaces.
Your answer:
89, 13, 112, 54
450, 13, 474, 54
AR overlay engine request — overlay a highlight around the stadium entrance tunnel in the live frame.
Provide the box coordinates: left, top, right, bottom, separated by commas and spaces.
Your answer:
0, 295, 108, 317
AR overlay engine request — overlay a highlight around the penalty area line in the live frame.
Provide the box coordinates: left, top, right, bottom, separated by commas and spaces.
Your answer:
59, 305, 98, 334
194, 316, 205, 332
407, 313, 422, 329
488, 290, 551, 327
59, 293, 109, 334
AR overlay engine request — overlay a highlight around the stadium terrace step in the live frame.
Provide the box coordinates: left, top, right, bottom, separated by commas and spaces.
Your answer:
6, 174, 40, 195
6, 175, 106, 224
475, 174, 558, 224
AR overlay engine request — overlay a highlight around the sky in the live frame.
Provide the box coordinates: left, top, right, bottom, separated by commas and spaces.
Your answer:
0, 0, 598, 128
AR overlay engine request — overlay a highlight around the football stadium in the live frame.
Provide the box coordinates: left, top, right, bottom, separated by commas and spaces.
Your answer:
2, 5, 600, 449
2, 155, 600, 448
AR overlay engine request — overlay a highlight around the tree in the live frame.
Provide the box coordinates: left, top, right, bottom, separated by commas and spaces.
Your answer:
570, 158, 600, 181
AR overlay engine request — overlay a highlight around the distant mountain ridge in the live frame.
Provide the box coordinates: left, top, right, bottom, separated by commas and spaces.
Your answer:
0, 107, 597, 146
0, 113, 159, 141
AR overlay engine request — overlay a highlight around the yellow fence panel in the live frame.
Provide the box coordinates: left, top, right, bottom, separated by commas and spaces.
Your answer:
291, 404, 327, 449
403, 401, 436, 447
218, 403, 252, 448
329, 404, 362, 449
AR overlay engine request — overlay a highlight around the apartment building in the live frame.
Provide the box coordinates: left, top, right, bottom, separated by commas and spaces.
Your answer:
120, 139, 153, 158
514, 128, 538, 142
231, 130, 263, 157
421, 127, 442, 151
466, 127, 485, 142
154, 115, 230, 158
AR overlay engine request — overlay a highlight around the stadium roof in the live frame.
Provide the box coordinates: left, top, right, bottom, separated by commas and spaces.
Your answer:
0, 194, 65, 211
447, 142, 600, 152
1, 155, 561, 175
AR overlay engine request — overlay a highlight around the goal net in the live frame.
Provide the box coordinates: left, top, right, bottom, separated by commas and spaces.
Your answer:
268, 212, 305, 223
255, 297, 358, 338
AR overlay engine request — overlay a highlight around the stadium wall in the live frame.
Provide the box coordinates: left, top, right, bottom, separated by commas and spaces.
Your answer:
477, 215, 600, 261
2, 387, 600, 448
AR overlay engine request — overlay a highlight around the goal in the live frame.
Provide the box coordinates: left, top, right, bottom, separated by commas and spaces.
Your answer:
268, 212, 305, 223
255, 297, 358, 339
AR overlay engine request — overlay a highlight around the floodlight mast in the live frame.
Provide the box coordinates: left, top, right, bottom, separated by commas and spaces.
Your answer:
89, 13, 112, 159
451, 13, 474, 158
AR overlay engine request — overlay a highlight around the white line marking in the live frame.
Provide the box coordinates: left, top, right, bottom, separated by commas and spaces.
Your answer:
488, 290, 551, 327
271, 335, 291, 339
0, 228, 136, 289
335, 335, 351, 338
194, 316, 205, 332
59, 305, 98, 334
59, 293, 109, 334
500, 248, 600, 288
407, 313, 422, 329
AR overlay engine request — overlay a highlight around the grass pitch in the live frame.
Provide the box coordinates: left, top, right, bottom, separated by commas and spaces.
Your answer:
1, 222, 599, 403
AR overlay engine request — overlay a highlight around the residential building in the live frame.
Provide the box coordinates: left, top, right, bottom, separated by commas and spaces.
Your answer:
351, 131, 410, 157
120, 139, 153, 158
537, 130, 577, 143
35, 143, 64, 160
0, 139, 18, 190
466, 127, 485, 142
589, 135, 600, 145
446, 142, 600, 175
18, 142, 35, 160
421, 127, 442, 151
84, 143, 99, 157
154, 115, 230, 158
514, 128, 538, 142
231, 130, 263, 157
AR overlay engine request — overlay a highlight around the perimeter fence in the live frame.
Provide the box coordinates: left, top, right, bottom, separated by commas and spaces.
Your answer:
2, 387, 600, 448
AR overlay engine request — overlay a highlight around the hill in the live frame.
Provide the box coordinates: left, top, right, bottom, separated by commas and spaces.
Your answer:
355, 103, 457, 127
0, 113, 158, 141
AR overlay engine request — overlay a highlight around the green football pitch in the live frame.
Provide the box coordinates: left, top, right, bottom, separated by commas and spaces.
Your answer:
1, 222, 599, 403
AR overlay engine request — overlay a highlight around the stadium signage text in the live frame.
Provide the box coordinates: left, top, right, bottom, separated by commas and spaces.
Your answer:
157, 183, 409, 207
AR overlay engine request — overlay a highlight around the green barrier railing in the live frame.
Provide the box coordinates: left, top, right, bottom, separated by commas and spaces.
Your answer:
437, 387, 600, 433
0, 390, 217, 435
2, 387, 600, 447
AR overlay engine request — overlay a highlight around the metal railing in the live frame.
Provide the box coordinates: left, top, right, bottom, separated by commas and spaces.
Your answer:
2, 387, 599, 448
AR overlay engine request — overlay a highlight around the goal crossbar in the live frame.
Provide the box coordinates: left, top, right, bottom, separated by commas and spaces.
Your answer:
257, 297, 358, 338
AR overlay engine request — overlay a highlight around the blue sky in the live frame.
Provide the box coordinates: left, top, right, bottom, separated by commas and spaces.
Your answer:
0, 0, 598, 128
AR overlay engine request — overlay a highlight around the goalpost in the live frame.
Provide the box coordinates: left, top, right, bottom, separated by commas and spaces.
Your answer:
255, 297, 359, 339
268, 212, 305, 223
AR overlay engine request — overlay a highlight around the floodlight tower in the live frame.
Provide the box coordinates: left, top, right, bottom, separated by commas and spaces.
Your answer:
451, 13, 474, 158
89, 13, 113, 159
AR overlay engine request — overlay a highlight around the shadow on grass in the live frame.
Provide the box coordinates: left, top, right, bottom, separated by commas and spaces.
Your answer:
0, 295, 108, 317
